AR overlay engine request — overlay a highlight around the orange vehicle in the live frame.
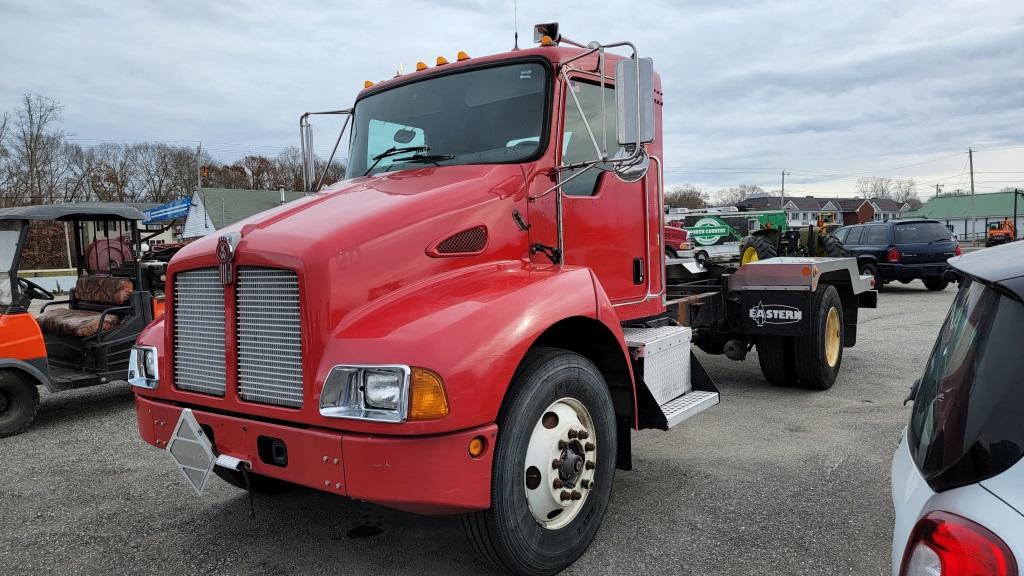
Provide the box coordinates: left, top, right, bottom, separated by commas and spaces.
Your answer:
986, 218, 1016, 247
0, 203, 168, 436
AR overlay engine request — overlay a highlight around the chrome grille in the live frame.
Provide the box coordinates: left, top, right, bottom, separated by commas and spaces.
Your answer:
236, 267, 304, 408
173, 268, 226, 397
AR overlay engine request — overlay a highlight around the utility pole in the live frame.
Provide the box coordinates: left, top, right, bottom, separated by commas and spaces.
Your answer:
780, 170, 787, 223
1015, 188, 1020, 241
968, 147, 975, 244
934, 183, 942, 198
195, 142, 203, 192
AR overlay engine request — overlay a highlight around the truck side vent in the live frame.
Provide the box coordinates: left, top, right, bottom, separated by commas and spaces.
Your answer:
431, 225, 488, 256
172, 268, 226, 397
236, 267, 304, 408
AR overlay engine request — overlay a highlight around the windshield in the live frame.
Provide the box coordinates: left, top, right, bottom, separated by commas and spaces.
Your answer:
348, 62, 549, 178
908, 278, 1024, 492
894, 222, 952, 243
1, 221, 23, 306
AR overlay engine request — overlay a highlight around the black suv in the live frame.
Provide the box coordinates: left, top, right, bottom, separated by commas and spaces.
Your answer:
833, 219, 960, 291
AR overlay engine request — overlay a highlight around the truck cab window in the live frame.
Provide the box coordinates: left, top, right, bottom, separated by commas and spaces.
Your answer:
561, 80, 616, 197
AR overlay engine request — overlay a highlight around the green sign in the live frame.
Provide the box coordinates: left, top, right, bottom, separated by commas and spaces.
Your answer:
688, 216, 734, 246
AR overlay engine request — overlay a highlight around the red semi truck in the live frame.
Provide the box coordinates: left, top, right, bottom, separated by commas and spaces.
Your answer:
129, 24, 875, 575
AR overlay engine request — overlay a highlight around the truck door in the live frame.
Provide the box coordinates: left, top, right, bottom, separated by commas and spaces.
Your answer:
557, 78, 652, 305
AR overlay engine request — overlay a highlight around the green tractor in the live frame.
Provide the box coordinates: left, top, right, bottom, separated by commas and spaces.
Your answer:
739, 212, 845, 264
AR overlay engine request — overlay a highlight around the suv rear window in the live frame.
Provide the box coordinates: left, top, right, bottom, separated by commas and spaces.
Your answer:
862, 225, 888, 245
908, 279, 1024, 492
894, 222, 951, 243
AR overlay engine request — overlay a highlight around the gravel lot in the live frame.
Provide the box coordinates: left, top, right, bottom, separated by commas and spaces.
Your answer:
0, 281, 955, 576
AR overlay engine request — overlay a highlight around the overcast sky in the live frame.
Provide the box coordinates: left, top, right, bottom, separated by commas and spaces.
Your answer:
1, 0, 1021, 198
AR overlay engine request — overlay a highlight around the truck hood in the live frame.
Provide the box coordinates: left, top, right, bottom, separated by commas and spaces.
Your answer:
170, 164, 528, 327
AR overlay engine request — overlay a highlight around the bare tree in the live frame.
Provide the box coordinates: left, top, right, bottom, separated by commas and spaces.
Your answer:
713, 184, 765, 206
271, 146, 305, 191
9, 94, 66, 204
665, 184, 707, 209
91, 142, 141, 201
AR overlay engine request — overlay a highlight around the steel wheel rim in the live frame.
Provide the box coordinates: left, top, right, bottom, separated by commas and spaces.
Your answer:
825, 307, 841, 367
523, 397, 596, 530
742, 247, 759, 264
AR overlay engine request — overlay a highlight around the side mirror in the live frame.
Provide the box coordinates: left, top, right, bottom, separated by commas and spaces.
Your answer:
615, 57, 655, 146
140, 242, 151, 254
903, 378, 921, 406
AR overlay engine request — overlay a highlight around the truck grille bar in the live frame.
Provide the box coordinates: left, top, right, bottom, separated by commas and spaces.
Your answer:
173, 268, 226, 397
236, 267, 304, 408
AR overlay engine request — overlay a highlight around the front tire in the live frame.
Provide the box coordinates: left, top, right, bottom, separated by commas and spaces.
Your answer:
461, 348, 616, 576
821, 234, 845, 257
793, 285, 844, 390
740, 235, 778, 264
0, 370, 40, 438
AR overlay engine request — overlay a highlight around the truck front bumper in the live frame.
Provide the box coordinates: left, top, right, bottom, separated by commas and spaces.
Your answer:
135, 395, 496, 514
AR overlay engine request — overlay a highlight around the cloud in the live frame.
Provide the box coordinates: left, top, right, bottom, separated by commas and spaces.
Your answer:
0, 0, 1021, 196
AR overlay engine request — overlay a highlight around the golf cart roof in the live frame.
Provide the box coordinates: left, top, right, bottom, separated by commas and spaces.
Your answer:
0, 203, 145, 222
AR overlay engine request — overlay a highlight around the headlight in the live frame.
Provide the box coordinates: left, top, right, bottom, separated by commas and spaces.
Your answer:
128, 346, 159, 389
363, 369, 402, 410
319, 365, 448, 423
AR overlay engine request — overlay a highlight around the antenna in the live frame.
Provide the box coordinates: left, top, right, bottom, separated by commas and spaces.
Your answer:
513, 0, 519, 49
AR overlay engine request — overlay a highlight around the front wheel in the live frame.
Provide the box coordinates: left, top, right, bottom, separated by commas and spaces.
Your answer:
739, 235, 778, 264
461, 348, 616, 576
0, 370, 40, 438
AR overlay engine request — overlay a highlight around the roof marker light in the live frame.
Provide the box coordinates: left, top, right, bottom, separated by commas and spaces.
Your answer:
540, 35, 555, 46
416, 61, 428, 71
436, 56, 449, 66
457, 51, 470, 61
363, 80, 374, 89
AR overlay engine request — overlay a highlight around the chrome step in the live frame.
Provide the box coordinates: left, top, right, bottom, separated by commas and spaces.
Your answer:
659, 390, 719, 429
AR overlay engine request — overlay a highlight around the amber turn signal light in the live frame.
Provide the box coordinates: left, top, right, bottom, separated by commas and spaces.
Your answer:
468, 436, 486, 458
409, 368, 449, 420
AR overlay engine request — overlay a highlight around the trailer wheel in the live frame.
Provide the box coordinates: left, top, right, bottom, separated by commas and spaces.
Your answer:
0, 370, 40, 438
740, 235, 777, 264
213, 467, 291, 493
793, 285, 844, 390
461, 347, 616, 576
756, 337, 797, 386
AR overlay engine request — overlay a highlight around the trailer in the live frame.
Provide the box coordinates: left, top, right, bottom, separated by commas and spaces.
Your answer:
128, 23, 876, 576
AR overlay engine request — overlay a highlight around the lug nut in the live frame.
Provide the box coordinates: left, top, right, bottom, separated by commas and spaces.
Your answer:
581, 479, 593, 490
578, 430, 589, 440
553, 479, 563, 489
585, 461, 595, 470
558, 440, 568, 449
571, 491, 582, 501
567, 429, 579, 439
584, 442, 595, 452
552, 459, 562, 469
560, 490, 572, 501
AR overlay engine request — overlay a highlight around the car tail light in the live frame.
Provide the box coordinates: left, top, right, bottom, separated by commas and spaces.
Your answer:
900, 511, 1017, 576
887, 246, 902, 263
954, 244, 962, 256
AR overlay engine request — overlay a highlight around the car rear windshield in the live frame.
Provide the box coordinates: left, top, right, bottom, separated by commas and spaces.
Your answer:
908, 278, 1024, 492
894, 222, 951, 243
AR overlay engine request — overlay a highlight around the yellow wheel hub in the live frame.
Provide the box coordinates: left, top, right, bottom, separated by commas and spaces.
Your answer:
824, 307, 841, 367
741, 246, 760, 264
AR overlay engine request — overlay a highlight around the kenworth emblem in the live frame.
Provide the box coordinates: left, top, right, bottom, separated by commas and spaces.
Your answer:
749, 301, 803, 327
216, 232, 241, 285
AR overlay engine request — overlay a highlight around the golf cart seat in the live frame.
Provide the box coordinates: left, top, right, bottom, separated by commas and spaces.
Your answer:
36, 275, 133, 337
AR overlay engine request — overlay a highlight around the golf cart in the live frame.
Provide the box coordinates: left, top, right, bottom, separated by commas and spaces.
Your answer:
0, 203, 169, 437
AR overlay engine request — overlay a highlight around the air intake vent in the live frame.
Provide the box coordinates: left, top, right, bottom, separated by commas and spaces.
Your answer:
430, 226, 487, 256
173, 268, 226, 397
236, 267, 304, 408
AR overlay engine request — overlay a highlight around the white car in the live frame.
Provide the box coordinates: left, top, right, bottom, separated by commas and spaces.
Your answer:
891, 241, 1024, 576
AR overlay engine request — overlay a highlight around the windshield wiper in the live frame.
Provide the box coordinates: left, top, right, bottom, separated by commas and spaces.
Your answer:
392, 153, 455, 167
363, 145, 429, 176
